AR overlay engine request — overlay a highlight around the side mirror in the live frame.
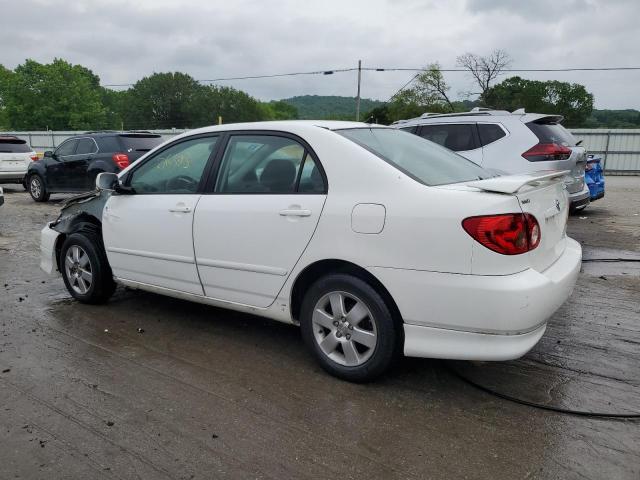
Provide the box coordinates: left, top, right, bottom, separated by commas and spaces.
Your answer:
96, 172, 119, 191
96, 172, 134, 194
43, 151, 53, 158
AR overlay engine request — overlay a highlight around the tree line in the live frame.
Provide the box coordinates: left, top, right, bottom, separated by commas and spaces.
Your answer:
0, 54, 632, 131
0, 59, 298, 131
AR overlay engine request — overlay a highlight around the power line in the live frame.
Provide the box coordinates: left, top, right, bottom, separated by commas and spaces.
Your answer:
101, 65, 640, 88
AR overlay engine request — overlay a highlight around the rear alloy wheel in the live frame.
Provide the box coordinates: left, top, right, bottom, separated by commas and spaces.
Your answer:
60, 232, 116, 304
300, 274, 399, 382
28, 175, 49, 202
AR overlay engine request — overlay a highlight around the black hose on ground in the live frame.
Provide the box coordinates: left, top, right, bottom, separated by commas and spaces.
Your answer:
445, 365, 640, 419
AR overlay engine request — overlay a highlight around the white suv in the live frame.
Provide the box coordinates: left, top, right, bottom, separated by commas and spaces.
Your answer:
393, 108, 590, 211
0, 135, 38, 186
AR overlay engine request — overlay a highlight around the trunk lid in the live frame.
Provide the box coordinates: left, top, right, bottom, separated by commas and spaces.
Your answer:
0, 137, 33, 172
466, 171, 569, 272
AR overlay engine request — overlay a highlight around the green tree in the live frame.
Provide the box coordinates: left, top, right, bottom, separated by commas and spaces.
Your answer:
124, 72, 203, 129
483, 76, 594, 127
264, 100, 299, 120
194, 85, 271, 125
0, 65, 12, 128
3, 59, 106, 130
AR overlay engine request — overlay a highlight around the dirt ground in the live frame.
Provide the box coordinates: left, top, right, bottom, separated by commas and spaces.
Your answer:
0, 177, 638, 479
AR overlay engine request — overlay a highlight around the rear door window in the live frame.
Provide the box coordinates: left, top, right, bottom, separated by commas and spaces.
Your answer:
0, 138, 31, 153
478, 124, 507, 146
418, 124, 479, 152
526, 121, 576, 146
75, 138, 97, 155
215, 135, 311, 194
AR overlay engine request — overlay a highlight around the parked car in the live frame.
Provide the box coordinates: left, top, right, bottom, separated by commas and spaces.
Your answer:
40, 121, 581, 382
0, 135, 38, 187
585, 154, 605, 202
393, 108, 591, 212
26, 131, 163, 202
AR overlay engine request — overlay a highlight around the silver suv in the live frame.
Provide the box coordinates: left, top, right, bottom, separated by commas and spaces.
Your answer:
393, 108, 590, 211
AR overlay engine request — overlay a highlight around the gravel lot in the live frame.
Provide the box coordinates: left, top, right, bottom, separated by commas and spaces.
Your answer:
1, 177, 639, 479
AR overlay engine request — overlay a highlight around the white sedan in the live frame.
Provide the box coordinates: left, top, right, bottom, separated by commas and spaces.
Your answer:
40, 121, 581, 381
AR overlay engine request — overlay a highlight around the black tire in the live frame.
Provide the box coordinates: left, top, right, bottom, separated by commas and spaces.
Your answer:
300, 274, 399, 382
60, 232, 116, 304
28, 174, 50, 202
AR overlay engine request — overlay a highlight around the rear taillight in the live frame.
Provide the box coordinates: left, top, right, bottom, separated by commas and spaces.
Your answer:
112, 153, 130, 170
522, 143, 571, 162
30, 154, 39, 162
462, 213, 541, 255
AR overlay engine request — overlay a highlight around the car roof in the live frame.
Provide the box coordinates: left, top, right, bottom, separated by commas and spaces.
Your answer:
188, 120, 383, 133
393, 108, 564, 126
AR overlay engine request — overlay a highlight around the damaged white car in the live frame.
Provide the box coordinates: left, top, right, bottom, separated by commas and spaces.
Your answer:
40, 121, 581, 381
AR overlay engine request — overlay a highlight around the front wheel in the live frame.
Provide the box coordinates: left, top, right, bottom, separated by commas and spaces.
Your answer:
28, 174, 50, 202
60, 232, 116, 304
300, 274, 399, 382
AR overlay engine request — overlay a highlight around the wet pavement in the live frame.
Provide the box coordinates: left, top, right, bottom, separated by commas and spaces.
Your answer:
1, 178, 639, 479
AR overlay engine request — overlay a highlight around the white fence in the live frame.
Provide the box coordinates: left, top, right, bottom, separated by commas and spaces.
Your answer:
570, 129, 640, 174
3, 128, 640, 174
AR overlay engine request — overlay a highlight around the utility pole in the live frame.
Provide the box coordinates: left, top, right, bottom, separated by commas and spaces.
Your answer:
356, 59, 362, 121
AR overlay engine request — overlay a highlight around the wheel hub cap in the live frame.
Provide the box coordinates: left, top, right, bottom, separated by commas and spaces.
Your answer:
311, 291, 377, 367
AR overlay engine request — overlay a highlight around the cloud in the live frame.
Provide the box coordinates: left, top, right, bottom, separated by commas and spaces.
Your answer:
0, 0, 637, 108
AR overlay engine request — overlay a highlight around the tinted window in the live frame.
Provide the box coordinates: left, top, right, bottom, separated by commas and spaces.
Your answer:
215, 135, 310, 194
96, 136, 121, 152
399, 126, 416, 134
478, 124, 506, 146
527, 121, 576, 146
76, 138, 97, 155
0, 138, 31, 153
338, 128, 490, 186
298, 155, 326, 193
129, 136, 218, 194
419, 124, 478, 151
119, 134, 163, 153
55, 139, 78, 157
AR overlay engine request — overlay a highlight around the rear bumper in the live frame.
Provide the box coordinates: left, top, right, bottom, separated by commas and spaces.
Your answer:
568, 185, 590, 209
40, 223, 61, 276
0, 171, 27, 183
403, 323, 547, 361
369, 237, 582, 360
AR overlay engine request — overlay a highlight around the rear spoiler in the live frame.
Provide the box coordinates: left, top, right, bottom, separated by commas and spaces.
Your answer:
466, 171, 569, 194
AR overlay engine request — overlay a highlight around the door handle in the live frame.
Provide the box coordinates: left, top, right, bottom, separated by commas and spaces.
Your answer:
169, 206, 192, 213
279, 209, 311, 217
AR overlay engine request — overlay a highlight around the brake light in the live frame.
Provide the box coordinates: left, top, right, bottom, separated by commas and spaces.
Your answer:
462, 213, 541, 255
522, 143, 571, 162
112, 153, 130, 170
30, 154, 39, 162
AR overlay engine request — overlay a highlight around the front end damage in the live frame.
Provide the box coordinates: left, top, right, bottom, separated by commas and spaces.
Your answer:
40, 190, 111, 275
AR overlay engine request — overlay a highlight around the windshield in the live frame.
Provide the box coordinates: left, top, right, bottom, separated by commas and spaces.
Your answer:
0, 137, 31, 153
526, 121, 577, 147
337, 128, 491, 186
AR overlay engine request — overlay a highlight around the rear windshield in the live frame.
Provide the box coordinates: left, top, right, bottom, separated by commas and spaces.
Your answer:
337, 128, 491, 186
527, 121, 576, 146
0, 138, 31, 153
119, 134, 162, 153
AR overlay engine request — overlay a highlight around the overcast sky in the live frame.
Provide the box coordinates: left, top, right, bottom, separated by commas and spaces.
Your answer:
1, 0, 638, 109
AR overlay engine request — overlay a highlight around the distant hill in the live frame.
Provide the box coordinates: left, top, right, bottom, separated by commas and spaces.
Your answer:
280, 95, 385, 120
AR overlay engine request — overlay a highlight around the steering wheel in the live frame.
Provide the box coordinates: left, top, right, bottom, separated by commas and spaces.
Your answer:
166, 175, 198, 192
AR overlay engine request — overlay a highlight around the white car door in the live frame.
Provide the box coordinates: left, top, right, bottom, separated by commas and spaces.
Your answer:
102, 135, 220, 295
193, 133, 327, 308
417, 123, 484, 166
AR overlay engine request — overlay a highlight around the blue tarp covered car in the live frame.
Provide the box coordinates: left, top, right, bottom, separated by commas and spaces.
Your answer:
585, 154, 605, 202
